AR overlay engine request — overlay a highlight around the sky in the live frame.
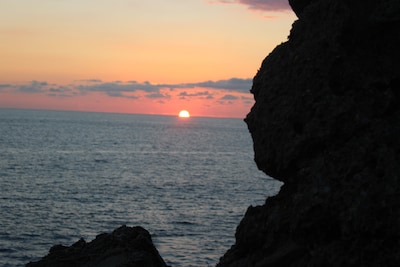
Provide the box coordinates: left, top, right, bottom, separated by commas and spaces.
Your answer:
0, 0, 296, 118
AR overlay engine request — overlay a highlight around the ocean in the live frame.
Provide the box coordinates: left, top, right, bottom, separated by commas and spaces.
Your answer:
0, 109, 282, 267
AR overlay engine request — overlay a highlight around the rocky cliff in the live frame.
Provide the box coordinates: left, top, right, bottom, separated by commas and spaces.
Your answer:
218, 0, 400, 266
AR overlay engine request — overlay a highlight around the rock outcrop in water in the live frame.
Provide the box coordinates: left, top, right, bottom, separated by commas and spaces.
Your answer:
26, 225, 169, 267
218, 0, 400, 266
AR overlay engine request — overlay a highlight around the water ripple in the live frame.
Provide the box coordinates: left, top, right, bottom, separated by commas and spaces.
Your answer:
0, 110, 282, 267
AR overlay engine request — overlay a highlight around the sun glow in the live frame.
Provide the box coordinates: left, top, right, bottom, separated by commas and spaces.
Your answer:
178, 110, 190, 118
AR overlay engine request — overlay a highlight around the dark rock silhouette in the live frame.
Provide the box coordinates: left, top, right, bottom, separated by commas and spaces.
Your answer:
218, 0, 400, 266
26, 225, 169, 267
288, 0, 312, 17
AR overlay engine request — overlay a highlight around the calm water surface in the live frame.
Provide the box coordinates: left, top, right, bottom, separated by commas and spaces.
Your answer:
0, 109, 281, 267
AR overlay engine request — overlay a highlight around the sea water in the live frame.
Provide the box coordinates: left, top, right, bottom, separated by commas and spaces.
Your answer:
0, 109, 282, 267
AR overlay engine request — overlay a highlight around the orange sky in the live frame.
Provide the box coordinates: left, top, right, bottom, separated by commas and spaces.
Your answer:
0, 0, 296, 118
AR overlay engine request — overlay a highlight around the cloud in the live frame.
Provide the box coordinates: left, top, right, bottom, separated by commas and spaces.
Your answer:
77, 81, 160, 97
18, 81, 49, 93
211, 0, 290, 12
179, 78, 252, 93
77, 78, 251, 97
46, 86, 76, 97
49, 86, 72, 93
220, 94, 239, 100
178, 91, 212, 98
241, 95, 254, 104
0, 84, 12, 90
146, 92, 171, 99
3, 78, 253, 100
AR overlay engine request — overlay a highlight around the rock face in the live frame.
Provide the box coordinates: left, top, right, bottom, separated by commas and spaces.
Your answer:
26, 225, 169, 267
218, 0, 400, 266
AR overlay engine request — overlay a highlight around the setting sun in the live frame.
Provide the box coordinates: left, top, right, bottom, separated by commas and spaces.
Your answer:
178, 110, 190, 118
0, 1, 297, 119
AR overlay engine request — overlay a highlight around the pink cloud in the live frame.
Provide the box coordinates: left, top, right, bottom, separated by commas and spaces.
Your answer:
211, 0, 290, 12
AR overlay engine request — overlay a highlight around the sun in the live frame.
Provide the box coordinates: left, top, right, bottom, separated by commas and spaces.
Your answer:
178, 110, 190, 118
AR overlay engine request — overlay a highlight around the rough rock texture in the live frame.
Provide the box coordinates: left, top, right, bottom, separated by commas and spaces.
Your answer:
26, 225, 169, 267
218, 0, 400, 266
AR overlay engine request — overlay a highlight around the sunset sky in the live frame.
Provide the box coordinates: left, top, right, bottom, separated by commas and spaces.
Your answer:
0, 0, 296, 118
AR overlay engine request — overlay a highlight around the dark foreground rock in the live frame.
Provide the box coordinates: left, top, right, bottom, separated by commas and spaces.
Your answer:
218, 0, 400, 266
26, 225, 169, 267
